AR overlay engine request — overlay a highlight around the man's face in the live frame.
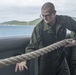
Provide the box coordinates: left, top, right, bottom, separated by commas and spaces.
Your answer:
41, 10, 56, 25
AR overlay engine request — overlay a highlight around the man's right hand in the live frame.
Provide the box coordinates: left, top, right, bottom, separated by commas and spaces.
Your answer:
15, 61, 28, 72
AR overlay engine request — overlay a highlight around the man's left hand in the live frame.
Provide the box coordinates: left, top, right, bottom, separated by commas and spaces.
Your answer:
65, 39, 76, 47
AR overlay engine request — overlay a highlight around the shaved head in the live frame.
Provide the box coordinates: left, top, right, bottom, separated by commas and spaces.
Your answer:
41, 2, 56, 25
41, 2, 55, 15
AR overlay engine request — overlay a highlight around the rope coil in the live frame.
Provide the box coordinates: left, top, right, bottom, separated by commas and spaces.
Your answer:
0, 39, 72, 68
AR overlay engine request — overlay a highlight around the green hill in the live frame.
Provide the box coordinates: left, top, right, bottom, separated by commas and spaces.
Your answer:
0, 20, 28, 25
0, 17, 76, 25
0, 18, 42, 25
27, 18, 42, 25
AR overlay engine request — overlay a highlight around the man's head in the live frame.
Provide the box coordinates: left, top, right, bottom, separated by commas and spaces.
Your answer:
41, 2, 56, 25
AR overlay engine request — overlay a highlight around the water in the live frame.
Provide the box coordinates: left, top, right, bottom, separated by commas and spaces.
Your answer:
0, 25, 71, 37
0, 25, 34, 37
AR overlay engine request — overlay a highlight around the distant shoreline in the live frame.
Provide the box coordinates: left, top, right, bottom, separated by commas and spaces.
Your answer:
0, 17, 76, 25
0, 24, 35, 26
0, 18, 42, 26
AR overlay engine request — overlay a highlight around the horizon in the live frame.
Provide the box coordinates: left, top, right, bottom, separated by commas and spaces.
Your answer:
0, 0, 76, 23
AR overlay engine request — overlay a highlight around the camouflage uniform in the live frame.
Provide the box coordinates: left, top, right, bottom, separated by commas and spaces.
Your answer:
26, 15, 76, 75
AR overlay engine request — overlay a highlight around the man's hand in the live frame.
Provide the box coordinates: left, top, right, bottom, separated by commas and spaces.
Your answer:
65, 39, 76, 47
15, 61, 28, 72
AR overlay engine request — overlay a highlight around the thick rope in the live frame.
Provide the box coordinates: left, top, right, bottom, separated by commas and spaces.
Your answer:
0, 39, 72, 68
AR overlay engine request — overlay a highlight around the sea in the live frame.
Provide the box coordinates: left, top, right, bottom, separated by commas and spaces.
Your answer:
0, 24, 71, 38
0, 25, 34, 37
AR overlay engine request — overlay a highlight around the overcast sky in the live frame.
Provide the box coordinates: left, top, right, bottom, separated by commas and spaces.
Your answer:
0, 0, 76, 23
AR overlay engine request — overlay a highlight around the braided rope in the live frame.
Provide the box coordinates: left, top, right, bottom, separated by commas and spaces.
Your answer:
0, 39, 72, 68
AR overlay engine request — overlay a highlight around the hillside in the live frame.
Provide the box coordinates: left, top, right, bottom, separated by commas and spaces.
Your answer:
27, 18, 42, 25
0, 17, 76, 25
0, 18, 42, 25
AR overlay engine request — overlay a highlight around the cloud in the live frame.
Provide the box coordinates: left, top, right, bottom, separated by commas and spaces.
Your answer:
0, 0, 43, 7
0, 6, 41, 22
0, 0, 76, 22
0, 0, 68, 7
0, 0, 15, 7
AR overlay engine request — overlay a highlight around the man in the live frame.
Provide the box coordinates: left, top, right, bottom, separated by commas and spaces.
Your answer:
15, 2, 76, 75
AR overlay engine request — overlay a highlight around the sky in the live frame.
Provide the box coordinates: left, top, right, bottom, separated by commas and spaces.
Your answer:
0, 0, 76, 23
